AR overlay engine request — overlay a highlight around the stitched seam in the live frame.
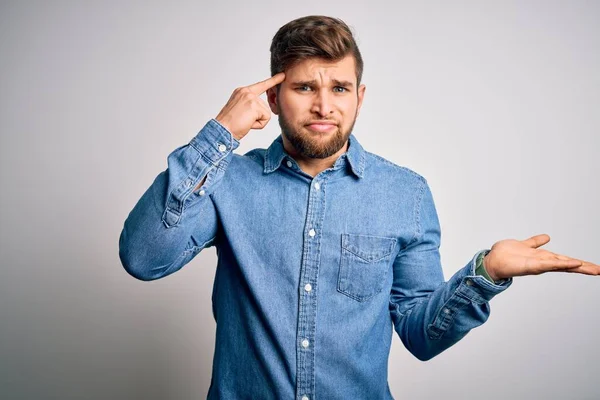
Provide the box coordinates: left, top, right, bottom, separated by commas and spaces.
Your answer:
342, 245, 396, 263
165, 150, 205, 216
364, 151, 426, 180
407, 178, 426, 246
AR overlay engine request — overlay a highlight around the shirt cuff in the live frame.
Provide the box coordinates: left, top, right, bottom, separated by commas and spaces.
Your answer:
445, 249, 513, 305
188, 118, 240, 165
473, 249, 512, 287
475, 250, 494, 282
162, 119, 240, 227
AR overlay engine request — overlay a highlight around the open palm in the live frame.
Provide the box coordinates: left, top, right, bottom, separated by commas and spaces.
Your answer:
484, 234, 599, 281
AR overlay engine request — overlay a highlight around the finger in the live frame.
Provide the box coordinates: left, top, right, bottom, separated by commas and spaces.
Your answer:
552, 253, 584, 262
257, 97, 272, 116
251, 120, 267, 129
578, 260, 600, 275
578, 259, 600, 269
538, 251, 573, 261
254, 99, 272, 123
251, 100, 273, 130
560, 264, 599, 275
522, 234, 551, 249
552, 258, 600, 275
248, 72, 286, 95
251, 112, 271, 129
547, 252, 594, 271
537, 258, 583, 272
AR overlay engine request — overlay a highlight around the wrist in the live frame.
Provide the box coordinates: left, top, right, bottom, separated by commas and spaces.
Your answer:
214, 117, 242, 141
483, 253, 500, 282
475, 250, 493, 282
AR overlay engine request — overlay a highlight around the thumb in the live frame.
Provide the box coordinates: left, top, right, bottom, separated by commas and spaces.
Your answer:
522, 234, 551, 249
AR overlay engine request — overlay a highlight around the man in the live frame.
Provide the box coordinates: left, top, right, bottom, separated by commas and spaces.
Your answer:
118, 15, 598, 399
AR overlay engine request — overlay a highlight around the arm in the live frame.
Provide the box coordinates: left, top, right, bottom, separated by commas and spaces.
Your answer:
389, 178, 512, 361
119, 73, 286, 281
118, 119, 239, 281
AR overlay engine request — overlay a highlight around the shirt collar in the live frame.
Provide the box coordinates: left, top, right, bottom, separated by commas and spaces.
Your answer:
263, 133, 365, 178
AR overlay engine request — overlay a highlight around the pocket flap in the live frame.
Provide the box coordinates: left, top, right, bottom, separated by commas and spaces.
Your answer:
341, 233, 397, 262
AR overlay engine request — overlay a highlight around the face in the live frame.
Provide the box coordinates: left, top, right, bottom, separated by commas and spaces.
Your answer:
266, 54, 366, 159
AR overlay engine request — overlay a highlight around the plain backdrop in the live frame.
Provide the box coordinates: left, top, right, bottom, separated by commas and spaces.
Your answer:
1, 1, 598, 399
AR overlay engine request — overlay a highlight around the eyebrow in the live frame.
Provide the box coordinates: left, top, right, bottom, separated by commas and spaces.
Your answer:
291, 79, 355, 89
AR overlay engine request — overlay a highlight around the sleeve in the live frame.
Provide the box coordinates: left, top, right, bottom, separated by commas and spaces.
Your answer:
474, 250, 508, 284
118, 119, 239, 281
388, 178, 512, 361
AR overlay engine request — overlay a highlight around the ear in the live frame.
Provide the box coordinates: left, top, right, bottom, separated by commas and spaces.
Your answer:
356, 83, 366, 117
266, 86, 280, 115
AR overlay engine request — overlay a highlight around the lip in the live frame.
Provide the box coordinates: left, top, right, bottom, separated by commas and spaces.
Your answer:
306, 122, 337, 132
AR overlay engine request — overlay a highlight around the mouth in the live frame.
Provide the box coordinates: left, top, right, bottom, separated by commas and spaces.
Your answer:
306, 123, 337, 132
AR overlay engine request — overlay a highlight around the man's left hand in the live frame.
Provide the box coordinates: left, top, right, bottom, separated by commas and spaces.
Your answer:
484, 234, 599, 281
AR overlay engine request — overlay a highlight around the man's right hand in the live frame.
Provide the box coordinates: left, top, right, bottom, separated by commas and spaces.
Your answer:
215, 72, 285, 141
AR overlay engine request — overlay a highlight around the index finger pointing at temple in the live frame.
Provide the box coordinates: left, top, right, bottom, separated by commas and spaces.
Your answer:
248, 72, 286, 94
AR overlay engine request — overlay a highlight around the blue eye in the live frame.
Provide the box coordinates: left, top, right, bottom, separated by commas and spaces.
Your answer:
296, 85, 348, 93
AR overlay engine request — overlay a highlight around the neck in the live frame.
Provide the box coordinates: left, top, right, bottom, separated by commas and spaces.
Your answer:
281, 137, 349, 178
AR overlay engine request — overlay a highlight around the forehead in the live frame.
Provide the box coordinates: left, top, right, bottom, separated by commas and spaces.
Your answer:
285, 55, 356, 83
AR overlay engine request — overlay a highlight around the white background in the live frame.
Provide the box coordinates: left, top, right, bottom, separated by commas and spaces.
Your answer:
1, 1, 598, 399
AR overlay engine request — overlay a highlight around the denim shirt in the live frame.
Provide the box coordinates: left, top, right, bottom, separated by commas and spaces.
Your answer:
119, 119, 513, 399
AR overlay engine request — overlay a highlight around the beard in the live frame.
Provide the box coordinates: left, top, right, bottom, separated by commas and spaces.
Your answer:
277, 107, 358, 159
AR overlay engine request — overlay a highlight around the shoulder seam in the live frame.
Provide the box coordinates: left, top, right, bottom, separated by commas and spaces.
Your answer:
364, 151, 426, 183
408, 177, 427, 246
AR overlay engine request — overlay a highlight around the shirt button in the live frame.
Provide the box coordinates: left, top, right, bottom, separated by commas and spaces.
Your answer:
308, 229, 316, 237
199, 190, 206, 196
466, 279, 473, 286
301, 339, 309, 348
217, 143, 227, 152
304, 283, 312, 292
443, 308, 450, 314
302, 396, 309, 400
314, 182, 320, 190
286, 160, 293, 168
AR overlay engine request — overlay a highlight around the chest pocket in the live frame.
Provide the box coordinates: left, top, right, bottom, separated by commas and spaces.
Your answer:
337, 233, 397, 302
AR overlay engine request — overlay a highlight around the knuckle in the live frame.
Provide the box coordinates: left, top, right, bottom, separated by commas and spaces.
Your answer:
242, 92, 255, 101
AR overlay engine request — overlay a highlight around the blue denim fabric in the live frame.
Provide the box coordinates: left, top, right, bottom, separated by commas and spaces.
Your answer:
119, 119, 513, 399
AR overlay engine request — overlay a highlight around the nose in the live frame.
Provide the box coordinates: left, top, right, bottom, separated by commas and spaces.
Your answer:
310, 89, 334, 117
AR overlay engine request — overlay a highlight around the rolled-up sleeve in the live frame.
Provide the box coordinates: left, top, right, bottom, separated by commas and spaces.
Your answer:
389, 178, 512, 361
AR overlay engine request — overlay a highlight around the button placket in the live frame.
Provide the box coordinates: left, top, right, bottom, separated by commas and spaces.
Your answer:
295, 174, 327, 399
